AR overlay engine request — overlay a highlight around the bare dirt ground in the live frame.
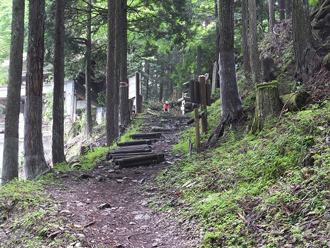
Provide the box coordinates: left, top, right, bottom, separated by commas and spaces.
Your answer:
48, 113, 202, 248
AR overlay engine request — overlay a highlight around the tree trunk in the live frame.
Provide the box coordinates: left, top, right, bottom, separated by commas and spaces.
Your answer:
2, 0, 25, 185
279, 91, 310, 111
248, 0, 261, 83
286, 0, 292, 17
206, 0, 243, 148
106, 0, 116, 146
251, 82, 283, 133
197, 45, 202, 77
292, 0, 318, 84
52, 0, 66, 165
268, 0, 275, 32
113, 0, 120, 139
219, 0, 242, 121
159, 81, 164, 102
24, 0, 50, 179
215, 0, 220, 85
279, 0, 286, 20
145, 61, 149, 101
85, 0, 92, 139
241, 0, 251, 75
119, 0, 129, 128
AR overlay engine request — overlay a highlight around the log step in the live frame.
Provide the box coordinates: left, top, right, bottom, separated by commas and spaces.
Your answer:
109, 148, 152, 154
115, 153, 165, 168
130, 133, 162, 140
109, 152, 155, 159
117, 139, 154, 147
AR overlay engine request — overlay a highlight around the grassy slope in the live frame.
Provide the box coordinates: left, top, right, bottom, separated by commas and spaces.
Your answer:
156, 96, 330, 247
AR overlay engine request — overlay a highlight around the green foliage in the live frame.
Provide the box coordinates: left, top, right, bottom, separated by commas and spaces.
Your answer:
53, 161, 71, 172
118, 115, 144, 142
97, 90, 106, 106
79, 146, 109, 170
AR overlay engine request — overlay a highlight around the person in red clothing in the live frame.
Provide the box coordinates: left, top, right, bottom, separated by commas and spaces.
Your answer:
163, 101, 169, 112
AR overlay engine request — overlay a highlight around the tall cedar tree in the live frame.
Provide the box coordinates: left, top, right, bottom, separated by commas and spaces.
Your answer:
248, 0, 261, 83
268, 0, 275, 32
292, 0, 317, 83
24, 0, 50, 179
145, 61, 150, 101
241, 0, 251, 74
113, 0, 120, 138
279, 0, 286, 19
215, 0, 220, 87
119, 0, 130, 128
1, 0, 25, 185
219, 0, 242, 121
52, 0, 66, 165
106, 0, 116, 145
85, 0, 92, 138
206, 0, 243, 147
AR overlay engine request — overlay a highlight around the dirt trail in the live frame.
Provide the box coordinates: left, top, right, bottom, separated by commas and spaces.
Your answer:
49, 113, 201, 248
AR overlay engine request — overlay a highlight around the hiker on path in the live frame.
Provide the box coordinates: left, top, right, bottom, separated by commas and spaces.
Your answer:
163, 101, 169, 112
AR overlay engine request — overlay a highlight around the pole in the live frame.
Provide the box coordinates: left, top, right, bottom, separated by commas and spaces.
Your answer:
194, 108, 201, 153
199, 75, 208, 134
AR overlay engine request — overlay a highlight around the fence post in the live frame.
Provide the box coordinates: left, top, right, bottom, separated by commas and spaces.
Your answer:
194, 108, 201, 153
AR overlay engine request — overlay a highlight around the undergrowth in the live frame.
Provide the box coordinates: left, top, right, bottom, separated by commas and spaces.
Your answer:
157, 101, 330, 247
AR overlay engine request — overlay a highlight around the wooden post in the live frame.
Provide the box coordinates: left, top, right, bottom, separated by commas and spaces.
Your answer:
194, 108, 201, 153
194, 80, 200, 104
206, 79, 211, 106
199, 75, 208, 134
189, 80, 195, 103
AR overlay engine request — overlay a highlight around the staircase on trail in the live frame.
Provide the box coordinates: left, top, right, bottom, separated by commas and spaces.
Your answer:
107, 113, 190, 168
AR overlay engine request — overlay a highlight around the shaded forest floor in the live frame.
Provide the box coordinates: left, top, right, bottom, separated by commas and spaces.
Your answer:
0, 112, 203, 248
47, 113, 202, 248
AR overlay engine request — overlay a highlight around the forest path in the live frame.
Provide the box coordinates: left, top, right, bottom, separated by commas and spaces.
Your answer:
48, 112, 201, 248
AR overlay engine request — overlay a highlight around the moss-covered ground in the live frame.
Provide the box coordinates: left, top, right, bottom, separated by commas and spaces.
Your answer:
156, 97, 330, 247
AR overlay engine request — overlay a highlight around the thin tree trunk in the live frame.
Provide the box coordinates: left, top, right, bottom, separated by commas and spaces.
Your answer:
286, 0, 292, 17
24, 0, 50, 179
52, 0, 66, 165
159, 81, 164, 102
145, 61, 149, 101
215, 0, 220, 86
248, 0, 261, 83
106, 0, 116, 145
113, 0, 120, 138
197, 45, 202, 76
279, 0, 286, 20
268, 0, 275, 32
119, 0, 129, 128
2, 0, 25, 185
85, 0, 92, 139
241, 0, 251, 75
